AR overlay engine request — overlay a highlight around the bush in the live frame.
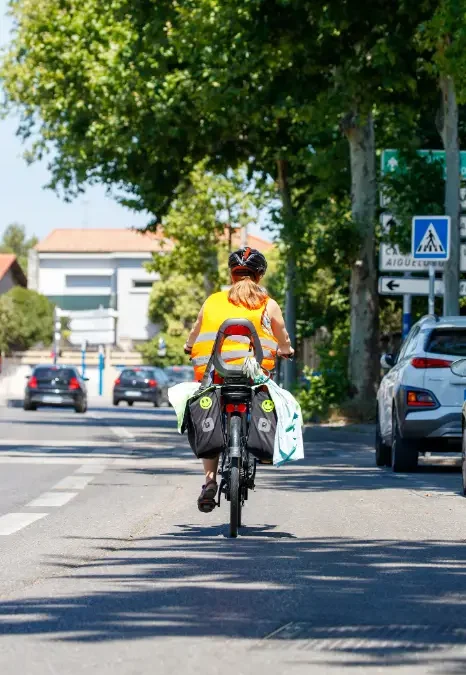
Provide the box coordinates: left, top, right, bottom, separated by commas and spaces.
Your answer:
296, 325, 350, 422
139, 333, 191, 368
0, 287, 54, 353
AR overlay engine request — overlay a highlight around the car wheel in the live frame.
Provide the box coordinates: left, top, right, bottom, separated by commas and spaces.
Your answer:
462, 426, 466, 497
153, 395, 161, 408
375, 409, 391, 467
113, 399, 119, 406
23, 401, 36, 411
127, 400, 134, 407
391, 409, 418, 472
75, 401, 86, 414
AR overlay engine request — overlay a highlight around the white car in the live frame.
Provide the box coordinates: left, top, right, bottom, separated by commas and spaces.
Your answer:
376, 314, 466, 471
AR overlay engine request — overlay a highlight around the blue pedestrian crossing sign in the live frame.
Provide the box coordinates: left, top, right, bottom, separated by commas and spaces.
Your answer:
412, 216, 450, 261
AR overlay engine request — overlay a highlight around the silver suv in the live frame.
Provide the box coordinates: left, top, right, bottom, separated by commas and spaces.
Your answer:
376, 314, 466, 471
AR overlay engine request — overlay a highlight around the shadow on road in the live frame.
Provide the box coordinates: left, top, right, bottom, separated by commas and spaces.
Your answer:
0, 533, 466, 671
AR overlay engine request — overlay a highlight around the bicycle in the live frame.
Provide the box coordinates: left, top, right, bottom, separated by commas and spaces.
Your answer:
206, 318, 291, 538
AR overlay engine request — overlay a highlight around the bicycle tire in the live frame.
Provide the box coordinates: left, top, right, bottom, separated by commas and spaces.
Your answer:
229, 415, 242, 538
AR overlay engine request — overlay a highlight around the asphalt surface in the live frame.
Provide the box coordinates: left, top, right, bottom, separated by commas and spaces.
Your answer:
0, 402, 466, 674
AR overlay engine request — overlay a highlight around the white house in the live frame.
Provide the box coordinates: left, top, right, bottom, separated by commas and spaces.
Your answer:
29, 228, 273, 348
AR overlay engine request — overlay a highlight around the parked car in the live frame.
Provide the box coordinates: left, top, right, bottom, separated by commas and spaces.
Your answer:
376, 314, 466, 472
449, 358, 466, 495
164, 365, 195, 386
113, 366, 169, 407
24, 365, 88, 413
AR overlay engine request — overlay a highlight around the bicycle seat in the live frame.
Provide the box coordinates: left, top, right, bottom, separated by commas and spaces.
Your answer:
212, 319, 264, 378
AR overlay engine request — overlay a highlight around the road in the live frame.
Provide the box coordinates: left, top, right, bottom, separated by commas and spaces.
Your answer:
0, 402, 466, 674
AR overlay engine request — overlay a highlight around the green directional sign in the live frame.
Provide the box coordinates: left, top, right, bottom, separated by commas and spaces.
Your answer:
382, 149, 466, 179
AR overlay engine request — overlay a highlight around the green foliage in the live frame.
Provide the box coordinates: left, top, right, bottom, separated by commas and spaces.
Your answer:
147, 273, 205, 336
139, 333, 191, 368
0, 223, 38, 272
0, 294, 20, 353
296, 324, 350, 422
0, 287, 53, 352
148, 163, 264, 293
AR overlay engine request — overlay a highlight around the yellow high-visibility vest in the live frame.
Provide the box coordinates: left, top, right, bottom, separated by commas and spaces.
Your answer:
191, 291, 278, 381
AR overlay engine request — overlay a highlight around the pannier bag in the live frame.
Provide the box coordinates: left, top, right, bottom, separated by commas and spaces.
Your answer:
182, 388, 225, 458
246, 387, 277, 461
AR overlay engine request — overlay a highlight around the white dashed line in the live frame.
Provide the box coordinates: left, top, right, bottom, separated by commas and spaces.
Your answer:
27, 491, 78, 508
52, 475, 95, 490
0, 512, 48, 536
74, 464, 107, 475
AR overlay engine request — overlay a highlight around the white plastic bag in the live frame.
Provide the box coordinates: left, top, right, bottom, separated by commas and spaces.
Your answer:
243, 357, 304, 466
168, 381, 201, 431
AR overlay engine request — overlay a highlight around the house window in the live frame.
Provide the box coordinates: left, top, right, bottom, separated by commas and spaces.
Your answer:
46, 296, 112, 310
66, 275, 112, 288
132, 280, 154, 289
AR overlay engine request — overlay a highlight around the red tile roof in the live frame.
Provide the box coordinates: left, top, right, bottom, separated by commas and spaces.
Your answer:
36, 228, 274, 254
0, 254, 27, 287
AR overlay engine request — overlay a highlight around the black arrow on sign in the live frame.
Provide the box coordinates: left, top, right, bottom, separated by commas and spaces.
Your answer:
386, 280, 400, 291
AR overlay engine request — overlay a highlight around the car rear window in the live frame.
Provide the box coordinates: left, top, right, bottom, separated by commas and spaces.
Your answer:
426, 329, 466, 356
166, 367, 194, 382
120, 369, 153, 382
34, 367, 76, 382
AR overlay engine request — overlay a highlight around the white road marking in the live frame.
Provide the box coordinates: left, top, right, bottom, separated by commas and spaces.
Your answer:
75, 464, 107, 475
52, 475, 95, 490
110, 426, 135, 441
27, 491, 78, 507
0, 512, 48, 536
0, 440, 119, 447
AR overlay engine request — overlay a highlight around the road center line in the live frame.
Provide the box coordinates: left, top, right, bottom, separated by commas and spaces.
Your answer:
27, 491, 78, 507
52, 475, 95, 490
74, 464, 107, 474
0, 512, 48, 536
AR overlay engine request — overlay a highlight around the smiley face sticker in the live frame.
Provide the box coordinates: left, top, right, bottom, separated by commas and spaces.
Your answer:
199, 396, 213, 410
261, 399, 275, 413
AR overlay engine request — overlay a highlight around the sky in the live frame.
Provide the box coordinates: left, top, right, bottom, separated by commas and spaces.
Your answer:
0, 0, 270, 245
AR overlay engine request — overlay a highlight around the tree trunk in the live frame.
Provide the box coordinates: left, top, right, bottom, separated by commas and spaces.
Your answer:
438, 75, 460, 316
277, 158, 297, 389
342, 111, 379, 407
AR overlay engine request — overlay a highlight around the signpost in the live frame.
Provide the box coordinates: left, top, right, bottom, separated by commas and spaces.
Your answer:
380, 151, 460, 335
382, 149, 466, 181
412, 216, 450, 315
379, 277, 466, 296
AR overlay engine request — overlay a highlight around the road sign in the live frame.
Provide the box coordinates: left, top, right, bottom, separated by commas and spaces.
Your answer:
382, 149, 466, 179
379, 277, 466, 296
412, 216, 450, 261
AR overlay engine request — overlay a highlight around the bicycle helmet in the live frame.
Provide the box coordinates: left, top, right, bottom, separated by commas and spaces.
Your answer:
228, 247, 267, 279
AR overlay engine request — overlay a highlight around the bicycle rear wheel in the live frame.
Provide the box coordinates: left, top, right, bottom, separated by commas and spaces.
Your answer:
229, 415, 242, 538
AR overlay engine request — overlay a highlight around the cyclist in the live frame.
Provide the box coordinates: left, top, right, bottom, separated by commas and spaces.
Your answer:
183, 246, 294, 512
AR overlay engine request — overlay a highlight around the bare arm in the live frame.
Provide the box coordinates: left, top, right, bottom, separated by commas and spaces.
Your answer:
184, 306, 204, 351
266, 299, 294, 356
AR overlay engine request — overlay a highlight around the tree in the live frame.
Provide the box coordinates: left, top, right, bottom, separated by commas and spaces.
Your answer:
1, 287, 54, 352
0, 294, 20, 353
0, 0, 438, 405
0, 224, 38, 272
148, 162, 264, 295
417, 0, 466, 315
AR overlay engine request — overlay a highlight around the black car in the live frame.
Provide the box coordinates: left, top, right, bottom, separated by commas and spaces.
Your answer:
24, 365, 88, 413
113, 367, 169, 407
164, 365, 195, 386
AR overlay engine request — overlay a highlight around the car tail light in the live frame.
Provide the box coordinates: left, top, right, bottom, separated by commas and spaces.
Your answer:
115, 378, 121, 386
411, 357, 453, 369
28, 376, 38, 389
69, 377, 81, 391
406, 389, 437, 408
225, 403, 247, 413
148, 379, 158, 387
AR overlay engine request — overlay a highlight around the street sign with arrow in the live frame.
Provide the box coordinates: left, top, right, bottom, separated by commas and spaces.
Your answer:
379, 277, 466, 296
